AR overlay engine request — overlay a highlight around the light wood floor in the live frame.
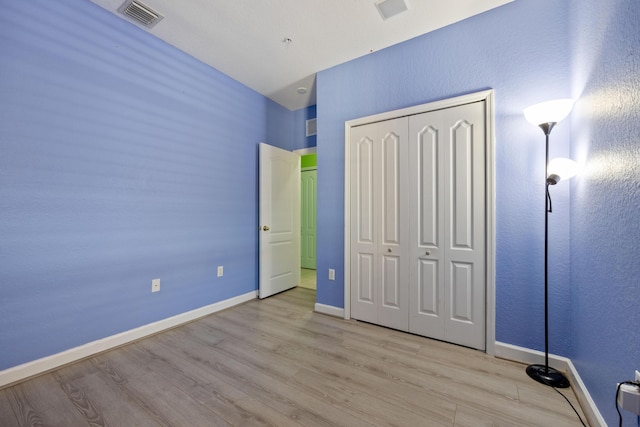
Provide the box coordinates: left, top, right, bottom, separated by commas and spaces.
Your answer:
0, 287, 588, 426
298, 269, 316, 290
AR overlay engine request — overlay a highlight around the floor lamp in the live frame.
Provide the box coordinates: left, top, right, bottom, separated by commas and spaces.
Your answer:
523, 99, 577, 388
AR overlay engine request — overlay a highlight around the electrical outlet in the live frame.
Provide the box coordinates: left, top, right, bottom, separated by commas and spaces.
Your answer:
618, 383, 640, 415
217, 266, 224, 277
151, 278, 160, 293
328, 268, 335, 281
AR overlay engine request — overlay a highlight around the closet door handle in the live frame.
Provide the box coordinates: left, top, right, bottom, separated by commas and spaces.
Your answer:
388, 248, 392, 252
262, 225, 270, 231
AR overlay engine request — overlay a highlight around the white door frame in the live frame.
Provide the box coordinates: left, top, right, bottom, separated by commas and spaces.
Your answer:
343, 90, 496, 354
294, 147, 317, 156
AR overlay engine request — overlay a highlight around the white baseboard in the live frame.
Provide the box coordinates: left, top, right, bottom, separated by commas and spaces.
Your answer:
314, 303, 345, 318
0, 290, 257, 389
495, 342, 606, 427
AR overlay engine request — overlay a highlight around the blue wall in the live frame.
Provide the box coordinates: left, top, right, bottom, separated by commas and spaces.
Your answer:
569, 0, 640, 425
315, 0, 638, 424
0, 0, 295, 370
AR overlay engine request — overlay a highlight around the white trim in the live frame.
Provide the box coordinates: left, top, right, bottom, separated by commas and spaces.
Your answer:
343, 118, 351, 320
294, 147, 317, 155
495, 342, 606, 427
314, 303, 345, 318
343, 90, 496, 352
484, 90, 496, 355
0, 290, 257, 389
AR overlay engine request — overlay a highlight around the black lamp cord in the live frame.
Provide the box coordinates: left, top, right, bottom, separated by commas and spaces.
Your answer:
616, 380, 640, 427
549, 385, 587, 427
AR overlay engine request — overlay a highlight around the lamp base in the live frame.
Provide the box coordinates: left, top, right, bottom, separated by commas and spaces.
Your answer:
526, 364, 570, 388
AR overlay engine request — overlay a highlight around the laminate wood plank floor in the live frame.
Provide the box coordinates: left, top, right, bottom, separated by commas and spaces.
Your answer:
0, 287, 588, 426
298, 269, 316, 290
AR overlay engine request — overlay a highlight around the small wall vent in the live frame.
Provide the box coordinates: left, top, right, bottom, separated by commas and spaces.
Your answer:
118, 0, 163, 28
306, 119, 317, 137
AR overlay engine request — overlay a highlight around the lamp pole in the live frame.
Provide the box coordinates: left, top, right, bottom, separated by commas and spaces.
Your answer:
544, 124, 551, 373
525, 121, 570, 388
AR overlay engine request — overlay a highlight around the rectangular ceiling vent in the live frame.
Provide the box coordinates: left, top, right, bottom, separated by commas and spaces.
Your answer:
118, 0, 163, 28
375, 0, 408, 20
306, 119, 317, 137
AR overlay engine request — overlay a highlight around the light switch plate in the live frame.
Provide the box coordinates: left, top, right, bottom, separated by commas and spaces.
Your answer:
217, 266, 223, 277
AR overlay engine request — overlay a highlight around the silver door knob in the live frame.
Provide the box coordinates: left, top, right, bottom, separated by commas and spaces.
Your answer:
263, 225, 270, 231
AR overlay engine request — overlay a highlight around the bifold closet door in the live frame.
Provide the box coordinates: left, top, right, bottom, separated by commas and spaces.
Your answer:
350, 118, 409, 331
408, 102, 486, 350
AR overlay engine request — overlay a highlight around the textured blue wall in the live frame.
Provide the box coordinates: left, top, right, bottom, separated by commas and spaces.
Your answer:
569, 0, 640, 425
316, 0, 573, 351
0, 0, 294, 370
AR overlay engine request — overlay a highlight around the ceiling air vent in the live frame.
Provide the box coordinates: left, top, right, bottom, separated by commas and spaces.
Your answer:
118, 0, 163, 28
375, 0, 408, 20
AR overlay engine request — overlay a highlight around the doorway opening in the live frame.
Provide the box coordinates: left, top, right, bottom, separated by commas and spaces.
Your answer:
298, 150, 317, 291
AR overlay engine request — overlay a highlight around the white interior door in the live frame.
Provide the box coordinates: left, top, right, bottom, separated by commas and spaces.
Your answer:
350, 118, 409, 331
408, 102, 486, 350
259, 143, 300, 299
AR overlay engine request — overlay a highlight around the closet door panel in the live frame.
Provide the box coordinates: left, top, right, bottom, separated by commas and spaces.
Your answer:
408, 114, 445, 338
443, 102, 486, 350
378, 121, 409, 331
350, 118, 409, 330
350, 130, 378, 324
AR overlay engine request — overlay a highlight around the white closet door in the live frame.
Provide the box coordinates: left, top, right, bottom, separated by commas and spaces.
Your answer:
442, 102, 486, 350
408, 111, 446, 339
408, 102, 486, 350
350, 118, 409, 330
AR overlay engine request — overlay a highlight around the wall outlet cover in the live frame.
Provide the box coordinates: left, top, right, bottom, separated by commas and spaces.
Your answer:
151, 278, 160, 292
618, 383, 640, 415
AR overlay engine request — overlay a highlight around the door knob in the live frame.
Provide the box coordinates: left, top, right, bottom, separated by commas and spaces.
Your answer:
263, 225, 270, 231
425, 250, 430, 255
388, 248, 392, 252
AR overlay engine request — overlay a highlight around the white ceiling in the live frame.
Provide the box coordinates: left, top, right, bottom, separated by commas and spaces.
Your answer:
90, 0, 513, 110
